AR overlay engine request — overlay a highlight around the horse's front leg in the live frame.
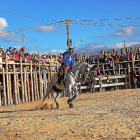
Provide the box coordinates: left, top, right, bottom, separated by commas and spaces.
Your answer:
67, 85, 78, 108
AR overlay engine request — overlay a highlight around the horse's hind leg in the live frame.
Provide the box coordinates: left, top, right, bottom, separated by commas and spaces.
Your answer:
43, 86, 53, 103
54, 93, 62, 109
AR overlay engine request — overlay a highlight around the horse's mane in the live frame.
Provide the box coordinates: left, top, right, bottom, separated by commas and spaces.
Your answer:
74, 62, 88, 70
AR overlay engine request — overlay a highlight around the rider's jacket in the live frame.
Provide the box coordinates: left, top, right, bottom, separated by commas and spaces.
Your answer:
62, 51, 74, 67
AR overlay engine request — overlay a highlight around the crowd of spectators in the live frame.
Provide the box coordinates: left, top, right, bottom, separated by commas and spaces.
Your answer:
0, 46, 63, 72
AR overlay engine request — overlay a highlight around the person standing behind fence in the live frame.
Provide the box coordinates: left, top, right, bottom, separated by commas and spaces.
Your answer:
133, 70, 138, 88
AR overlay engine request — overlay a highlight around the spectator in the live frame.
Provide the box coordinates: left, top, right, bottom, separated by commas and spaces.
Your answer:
6, 47, 12, 53
133, 70, 138, 88
12, 47, 17, 54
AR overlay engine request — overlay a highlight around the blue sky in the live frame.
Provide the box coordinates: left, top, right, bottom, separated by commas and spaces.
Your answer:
0, 0, 140, 55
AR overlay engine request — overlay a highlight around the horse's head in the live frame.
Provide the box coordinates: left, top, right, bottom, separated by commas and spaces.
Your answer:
82, 64, 94, 81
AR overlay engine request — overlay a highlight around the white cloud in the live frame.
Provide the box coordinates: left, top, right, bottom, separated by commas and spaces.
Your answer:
0, 17, 10, 38
50, 49, 65, 55
74, 41, 140, 55
36, 26, 57, 32
106, 41, 140, 49
102, 26, 137, 38
3, 37, 35, 42
0, 17, 8, 32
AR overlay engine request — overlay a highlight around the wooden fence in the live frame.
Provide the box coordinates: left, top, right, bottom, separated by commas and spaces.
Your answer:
0, 54, 59, 106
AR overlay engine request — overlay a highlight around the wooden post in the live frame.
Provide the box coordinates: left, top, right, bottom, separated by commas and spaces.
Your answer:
33, 72, 37, 101
9, 74, 13, 105
38, 52, 42, 99
16, 73, 20, 103
2, 68, 7, 106
5, 54, 10, 105
20, 57, 25, 103
26, 73, 30, 102
36, 72, 39, 100
24, 67, 28, 102
30, 61, 34, 101
13, 66, 18, 105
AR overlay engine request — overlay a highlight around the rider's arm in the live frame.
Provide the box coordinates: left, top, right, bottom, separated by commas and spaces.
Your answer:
62, 51, 69, 57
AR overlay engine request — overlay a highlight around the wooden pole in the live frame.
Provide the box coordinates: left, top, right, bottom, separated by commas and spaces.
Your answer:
30, 60, 34, 101
38, 52, 42, 99
5, 54, 10, 105
65, 18, 70, 49
16, 73, 20, 103
33, 72, 37, 101
24, 67, 28, 102
26, 73, 30, 102
36, 72, 39, 100
9, 74, 13, 105
13, 65, 18, 105
2, 67, 7, 106
20, 57, 25, 103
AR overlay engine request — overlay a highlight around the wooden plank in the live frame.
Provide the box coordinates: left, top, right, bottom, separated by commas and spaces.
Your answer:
8, 74, 13, 105
33, 72, 37, 101
101, 82, 128, 87
2, 67, 7, 106
30, 61, 34, 101
5, 54, 10, 105
20, 57, 25, 103
24, 67, 28, 102
16, 73, 20, 104
13, 66, 18, 105
26, 73, 30, 102
36, 73, 39, 100
38, 52, 42, 99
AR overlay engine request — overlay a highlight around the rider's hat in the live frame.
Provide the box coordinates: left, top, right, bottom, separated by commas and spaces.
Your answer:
67, 47, 74, 51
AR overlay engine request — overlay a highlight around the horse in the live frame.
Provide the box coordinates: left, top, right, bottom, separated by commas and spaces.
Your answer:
40, 62, 94, 109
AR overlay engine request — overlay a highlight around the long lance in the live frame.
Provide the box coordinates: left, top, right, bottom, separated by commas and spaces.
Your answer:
73, 38, 84, 50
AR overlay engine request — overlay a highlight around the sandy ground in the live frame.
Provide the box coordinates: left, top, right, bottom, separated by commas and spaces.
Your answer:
0, 89, 140, 140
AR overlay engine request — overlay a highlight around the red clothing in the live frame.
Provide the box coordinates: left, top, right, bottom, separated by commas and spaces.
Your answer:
27, 58, 32, 61
107, 56, 112, 61
19, 47, 25, 53
15, 54, 20, 60
114, 56, 119, 62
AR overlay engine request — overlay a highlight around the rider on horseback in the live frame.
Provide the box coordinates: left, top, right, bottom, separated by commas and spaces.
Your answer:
58, 48, 74, 85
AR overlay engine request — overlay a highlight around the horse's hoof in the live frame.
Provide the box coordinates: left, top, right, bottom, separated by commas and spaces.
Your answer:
67, 99, 71, 104
57, 106, 63, 109
69, 103, 73, 108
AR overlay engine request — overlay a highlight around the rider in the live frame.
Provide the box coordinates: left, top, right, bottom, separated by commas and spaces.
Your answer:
58, 47, 74, 84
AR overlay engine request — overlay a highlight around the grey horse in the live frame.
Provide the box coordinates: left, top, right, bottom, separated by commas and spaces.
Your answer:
42, 62, 94, 109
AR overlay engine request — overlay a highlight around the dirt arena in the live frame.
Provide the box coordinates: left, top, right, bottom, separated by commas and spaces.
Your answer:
0, 89, 140, 140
